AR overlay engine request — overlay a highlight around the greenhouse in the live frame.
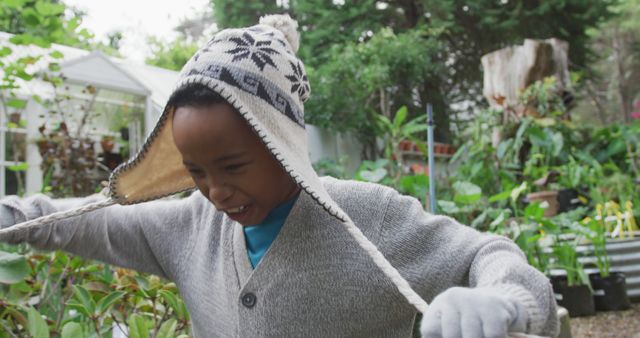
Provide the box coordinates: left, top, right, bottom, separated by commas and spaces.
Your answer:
0, 31, 179, 197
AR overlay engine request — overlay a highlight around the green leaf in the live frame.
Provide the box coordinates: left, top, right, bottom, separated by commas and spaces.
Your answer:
156, 319, 177, 338
158, 290, 179, 313
551, 132, 564, 156
496, 139, 512, 159
15, 69, 33, 81
35, 1, 66, 16
134, 275, 150, 290
0, 251, 30, 284
515, 118, 531, 142
437, 200, 460, 214
489, 211, 507, 228
534, 117, 556, 127
72, 285, 96, 314
454, 193, 481, 205
61, 322, 83, 338
128, 314, 150, 338
359, 168, 387, 183
606, 138, 626, 158
27, 307, 50, 338
392, 106, 408, 129
8, 163, 28, 172
401, 124, 428, 136
67, 17, 80, 31
510, 182, 528, 203
21, 8, 41, 26
488, 190, 511, 203
9, 34, 33, 45
48, 62, 61, 72
6, 98, 27, 109
524, 201, 546, 220
527, 126, 548, 147
415, 141, 428, 155
95, 291, 125, 315
66, 303, 91, 318
375, 114, 393, 133
32, 94, 44, 105
0, 46, 12, 57
3, 0, 25, 9
49, 50, 64, 59
452, 181, 482, 204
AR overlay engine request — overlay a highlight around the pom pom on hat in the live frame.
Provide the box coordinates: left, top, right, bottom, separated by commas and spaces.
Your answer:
259, 14, 300, 53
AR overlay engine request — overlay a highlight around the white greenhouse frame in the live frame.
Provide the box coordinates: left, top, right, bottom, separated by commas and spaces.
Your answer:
0, 32, 179, 197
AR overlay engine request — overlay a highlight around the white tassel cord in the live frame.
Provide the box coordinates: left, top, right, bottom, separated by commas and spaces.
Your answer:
338, 216, 548, 338
0, 198, 117, 237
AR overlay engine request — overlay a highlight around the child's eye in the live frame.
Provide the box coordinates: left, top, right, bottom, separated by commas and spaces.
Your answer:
225, 163, 247, 172
188, 169, 206, 179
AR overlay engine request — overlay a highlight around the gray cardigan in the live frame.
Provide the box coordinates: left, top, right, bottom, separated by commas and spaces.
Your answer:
0, 176, 558, 337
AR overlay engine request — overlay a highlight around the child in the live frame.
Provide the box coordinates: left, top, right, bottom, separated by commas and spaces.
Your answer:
1, 15, 558, 337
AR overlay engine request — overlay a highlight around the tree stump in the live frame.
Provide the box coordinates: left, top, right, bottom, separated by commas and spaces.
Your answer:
481, 38, 570, 119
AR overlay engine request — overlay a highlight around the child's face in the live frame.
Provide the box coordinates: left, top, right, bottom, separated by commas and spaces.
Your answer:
172, 103, 300, 226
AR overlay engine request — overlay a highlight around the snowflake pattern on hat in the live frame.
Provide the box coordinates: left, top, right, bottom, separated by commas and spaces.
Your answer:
226, 32, 280, 71
285, 61, 310, 101
183, 22, 310, 128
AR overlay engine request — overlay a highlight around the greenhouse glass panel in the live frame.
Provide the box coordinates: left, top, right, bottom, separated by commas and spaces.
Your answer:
4, 167, 25, 196
50, 83, 145, 136
42, 83, 146, 165
4, 131, 27, 162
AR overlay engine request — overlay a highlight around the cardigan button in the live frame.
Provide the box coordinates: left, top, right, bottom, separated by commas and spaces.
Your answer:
241, 292, 257, 308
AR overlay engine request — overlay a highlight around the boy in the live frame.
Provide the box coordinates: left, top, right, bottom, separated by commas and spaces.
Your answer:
1, 14, 558, 337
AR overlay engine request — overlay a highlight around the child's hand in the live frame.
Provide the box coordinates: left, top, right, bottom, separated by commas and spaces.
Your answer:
420, 287, 528, 338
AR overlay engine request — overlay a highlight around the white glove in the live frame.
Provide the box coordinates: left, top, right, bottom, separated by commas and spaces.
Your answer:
420, 287, 529, 338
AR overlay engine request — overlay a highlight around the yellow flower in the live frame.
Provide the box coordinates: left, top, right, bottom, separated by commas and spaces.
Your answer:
625, 201, 638, 232
578, 195, 589, 204
616, 211, 625, 238
596, 204, 603, 220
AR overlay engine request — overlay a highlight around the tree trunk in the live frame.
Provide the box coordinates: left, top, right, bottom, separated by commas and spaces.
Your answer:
481, 38, 571, 119
613, 29, 631, 123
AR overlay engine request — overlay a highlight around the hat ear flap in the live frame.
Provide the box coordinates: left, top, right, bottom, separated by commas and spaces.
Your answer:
110, 106, 195, 204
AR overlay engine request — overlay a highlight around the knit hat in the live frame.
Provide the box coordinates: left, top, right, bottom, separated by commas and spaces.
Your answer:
109, 14, 315, 206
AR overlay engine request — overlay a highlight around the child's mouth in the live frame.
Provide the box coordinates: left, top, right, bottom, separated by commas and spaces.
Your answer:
227, 205, 246, 213
225, 204, 252, 224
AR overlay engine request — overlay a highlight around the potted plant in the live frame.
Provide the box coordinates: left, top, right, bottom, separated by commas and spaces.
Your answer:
100, 135, 116, 154
556, 157, 590, 213
527, 170, 560, 217
550, 240, 595, 317
582, 214, 631, 311
399, 139, 412, 151
509, 199, 554, 275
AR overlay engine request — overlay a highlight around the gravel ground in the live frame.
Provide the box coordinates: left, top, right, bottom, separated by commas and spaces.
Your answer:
569, 303, 640, 338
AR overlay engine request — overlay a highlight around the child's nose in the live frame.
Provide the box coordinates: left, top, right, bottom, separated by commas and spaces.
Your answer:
208, 183, 233, 204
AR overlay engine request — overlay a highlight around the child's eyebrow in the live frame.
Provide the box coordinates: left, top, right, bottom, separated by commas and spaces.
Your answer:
214, 152, 248, 163
181, 152, 248, 167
